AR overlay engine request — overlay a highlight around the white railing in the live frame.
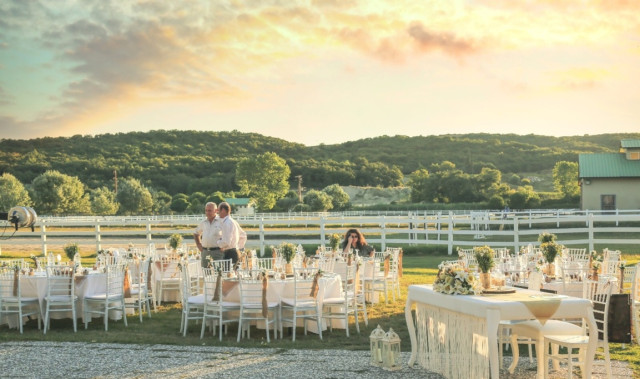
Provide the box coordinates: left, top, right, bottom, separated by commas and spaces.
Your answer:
4, 210, 640, 256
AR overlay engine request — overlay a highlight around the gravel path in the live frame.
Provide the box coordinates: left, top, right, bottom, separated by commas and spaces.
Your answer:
0, 341, 632, 378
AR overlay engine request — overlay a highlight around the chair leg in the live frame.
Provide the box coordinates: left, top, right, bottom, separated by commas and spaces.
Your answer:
508, 333, 519, 374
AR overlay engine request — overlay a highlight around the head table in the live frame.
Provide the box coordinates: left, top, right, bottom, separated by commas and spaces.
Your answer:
405, 285, 597, 379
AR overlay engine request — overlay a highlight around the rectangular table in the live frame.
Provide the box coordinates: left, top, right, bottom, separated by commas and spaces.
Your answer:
405, 285, 597, 378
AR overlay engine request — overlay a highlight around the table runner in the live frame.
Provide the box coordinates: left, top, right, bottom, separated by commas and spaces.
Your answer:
482, 292, 563, 324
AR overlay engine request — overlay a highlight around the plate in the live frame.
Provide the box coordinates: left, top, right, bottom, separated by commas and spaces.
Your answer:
482, 287, 517, 294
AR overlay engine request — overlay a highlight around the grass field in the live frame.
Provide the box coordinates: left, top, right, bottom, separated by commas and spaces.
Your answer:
1, 255, 638, 376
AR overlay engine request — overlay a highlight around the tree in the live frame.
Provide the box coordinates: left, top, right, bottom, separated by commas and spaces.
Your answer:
553, 161, 580, 199
322, 184, 350, 210
31, 170, 91, 215
509, 185, 538, 210
187, 191, 207, 214
408, 169, 430, 203
170, 193, 190, 213
116, 177, 153, 215
206, 191, 226, 205
303, 190, 333, 211
474, 167, 502, 200
90, 187, 119, 215
152, 190, 172, 215
235, 152, 290, 211
0, 173, 31, 210
488, 194, 505, 210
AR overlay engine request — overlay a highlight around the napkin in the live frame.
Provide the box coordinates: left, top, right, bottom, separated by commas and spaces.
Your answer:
262, 274, 268, 317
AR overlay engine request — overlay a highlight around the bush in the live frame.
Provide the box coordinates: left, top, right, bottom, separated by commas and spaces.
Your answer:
63, 243, 79, 261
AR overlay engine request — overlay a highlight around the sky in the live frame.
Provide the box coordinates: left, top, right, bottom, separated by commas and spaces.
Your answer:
1, 0, 639, 146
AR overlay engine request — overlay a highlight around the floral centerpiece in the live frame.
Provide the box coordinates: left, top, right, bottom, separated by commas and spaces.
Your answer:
279, 242, 297, 274
538, 232, 562, 276
328, 233, 341, 252
168, 233, 183, 252
433, 262, 480, 295
63, 243, 79, 261
474, 246, 495, 289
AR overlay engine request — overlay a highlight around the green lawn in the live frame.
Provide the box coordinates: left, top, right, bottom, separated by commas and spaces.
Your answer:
1, 255, 638, 376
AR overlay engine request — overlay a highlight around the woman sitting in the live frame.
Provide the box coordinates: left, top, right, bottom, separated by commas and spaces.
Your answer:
341, 228, 374, 256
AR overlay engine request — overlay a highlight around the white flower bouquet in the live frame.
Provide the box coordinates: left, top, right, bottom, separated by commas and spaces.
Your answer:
433, 262, 481, 295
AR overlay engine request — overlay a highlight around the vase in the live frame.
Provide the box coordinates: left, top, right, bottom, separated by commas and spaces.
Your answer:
592, 269, 598, 281
285, 262, 293, 275
545, 263, 555, 277
480, 272, 491, 289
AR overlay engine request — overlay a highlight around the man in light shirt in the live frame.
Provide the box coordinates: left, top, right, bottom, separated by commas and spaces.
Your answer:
216, 201, 246, 264
193, 202, 223, 267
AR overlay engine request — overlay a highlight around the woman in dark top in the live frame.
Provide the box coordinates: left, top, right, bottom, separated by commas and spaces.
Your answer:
341, 228, 374, 256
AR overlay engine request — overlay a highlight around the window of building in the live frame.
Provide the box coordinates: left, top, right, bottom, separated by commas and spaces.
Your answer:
627, 151, 640, 160
601, 194, 616, 210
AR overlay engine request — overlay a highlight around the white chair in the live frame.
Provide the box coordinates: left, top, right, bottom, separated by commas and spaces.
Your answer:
236, 270, 279, 342
0, 267, 41, 333
361, 256, 389, 304
543, 280, 614, 379
280, 267, 323, 341
180, 261, 204, 336
44, 265, 78, 334
208, 258, 233, 273
125, 258, 153, 322
385, 248, 402, 300
603, 248, 621, 263
156, 256, 182, 306
254, 257, 275, 271
83, 264, 128, 331
621, 265, 636, 293
200, 268, 240, 340
2, 259, 29, 270
560, 260, 589, 295
564, 248, 588, 262
322, 263, 360, 337
632, 267, 640, 344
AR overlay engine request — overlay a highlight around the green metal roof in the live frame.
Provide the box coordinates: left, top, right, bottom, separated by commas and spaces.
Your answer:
621, 139, 640, 148
579, 153, 640, 178
225, 198, 252, 206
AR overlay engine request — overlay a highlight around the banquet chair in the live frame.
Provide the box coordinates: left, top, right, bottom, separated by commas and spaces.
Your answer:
385, 248, 401, 299
317, 256, 335, 273
44, 265, 78, 334
322, 263, 360, 337
601, 259, 623, 280
180, 261, 204, 336
509, 280, 614, 377
2, 259, 29, 270
84, 263, 128, 331
564, 248, 588, 262
543, 280, 614, 379
621, 265, 636, 294
125, 258, 153, 322
209, 258, 233, 273
0, 267, 41, 333
560, 260, 589, 295
280, 267, 323, 341
603, 248, 621, 263
254, 257, 275, 271
156, 255, 182, 306
200, 268, 240, 340
237, 270, 279, 342
361, 256, 389, 304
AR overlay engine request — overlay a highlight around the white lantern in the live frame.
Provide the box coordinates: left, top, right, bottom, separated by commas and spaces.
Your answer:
381, 327, 401, 371
369, 324, 386, 366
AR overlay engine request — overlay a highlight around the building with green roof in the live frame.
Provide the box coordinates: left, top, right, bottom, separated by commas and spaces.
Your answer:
578, 139, 640, 210
225, 197, 255, 216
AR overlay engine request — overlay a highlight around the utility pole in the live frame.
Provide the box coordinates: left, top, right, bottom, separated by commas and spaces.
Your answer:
113, 169, 118, 195
295, 175, 303, 202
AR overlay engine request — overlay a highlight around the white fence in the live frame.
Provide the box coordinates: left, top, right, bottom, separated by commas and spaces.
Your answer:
2, 210, 640, 256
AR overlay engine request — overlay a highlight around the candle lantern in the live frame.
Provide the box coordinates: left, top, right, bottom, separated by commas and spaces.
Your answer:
369, 324, 386, 366
381, 327, 401, 371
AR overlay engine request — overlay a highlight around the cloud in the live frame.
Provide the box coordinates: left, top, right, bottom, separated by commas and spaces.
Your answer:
407, 21, 479, 57
548, 67, 610, 91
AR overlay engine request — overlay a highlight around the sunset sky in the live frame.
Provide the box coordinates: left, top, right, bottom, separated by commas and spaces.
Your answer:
1, 0, 639, 146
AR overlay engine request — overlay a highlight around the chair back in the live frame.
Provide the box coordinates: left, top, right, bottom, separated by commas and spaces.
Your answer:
127, 258, 150, 287
583, 279, 613, 342
291, 267, 321, 302
563, 248, 588, 262
601, 259, 624, 278
202, 268, 223, 302
254, 257, 275, 271
46, 265, 76, 298
209, 259, 233, 273
317, 256, 335, 273
237, 270, 267, 306
622, 265, 637, 294
603, 249, 621, 262
0, 267, 22, 300
1, 259, 28, 270
560, 260, 589, 293
180, 261, 201, 302
104, 264, 126, 298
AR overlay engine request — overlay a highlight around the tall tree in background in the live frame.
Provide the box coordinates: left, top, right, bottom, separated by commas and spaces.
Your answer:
303, 190, 333, 211
408, 169, 431, 202
322, 184, 350, 210
0, 173, 32, 210
90, 187, 119, 215
235, 152, 290, 211
117, 177, 153, 215
552, 161, 580, 199
31, 170, 91, 215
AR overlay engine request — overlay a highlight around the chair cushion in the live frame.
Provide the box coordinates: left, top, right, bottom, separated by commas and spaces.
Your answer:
84, 293, 123, 300
281, 298, 317, 307
45, 295, 77, 302
322, 296, 346, 304
188, 294, 205, 304
511, 319, 583, 339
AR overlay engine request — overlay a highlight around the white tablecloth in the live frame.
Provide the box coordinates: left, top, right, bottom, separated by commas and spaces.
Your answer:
405, 285, 597, 379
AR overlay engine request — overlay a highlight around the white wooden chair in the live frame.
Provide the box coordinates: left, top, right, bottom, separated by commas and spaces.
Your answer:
280, 267, 323, 341
237, 270, 279, 342
180, 261, 204, 336
322, 263, 359, 337
83, 263, 128, 331
44, 265, 78, 334
0, 267, 41, 333
543, 280, 613, 378
200, 268, 240, 340
563, 248, 588, 262
156, 255, 182, 306
125, 258, 153, 322
361, 256, 389, 304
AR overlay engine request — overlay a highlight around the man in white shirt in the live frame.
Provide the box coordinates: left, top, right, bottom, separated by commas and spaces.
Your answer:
216, 202, 246, 264
193, 202, 223, 267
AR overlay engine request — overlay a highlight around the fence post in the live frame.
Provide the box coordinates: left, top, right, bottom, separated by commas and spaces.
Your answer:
146, 220, 152, 245
513, 217, 519, 253
447, 211, 454, 255
320, 216, 326, 249
259, 218, 265, 257
437, 212, 442, 241
41, 223, 47, 255
588, 213, 595, 252
95, 222, 101, 252
381, 216, 386, 251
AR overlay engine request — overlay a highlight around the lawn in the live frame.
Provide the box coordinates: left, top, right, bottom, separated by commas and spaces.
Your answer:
1, 255, 638, 376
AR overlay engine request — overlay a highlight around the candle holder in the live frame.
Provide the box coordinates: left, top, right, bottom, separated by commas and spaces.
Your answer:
381, 327, 401, 371
369, 325, 386, 367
